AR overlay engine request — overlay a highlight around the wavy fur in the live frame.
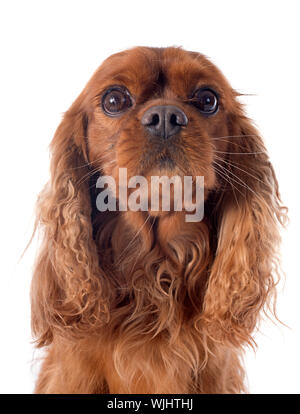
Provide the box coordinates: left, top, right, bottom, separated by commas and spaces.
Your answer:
31, 47, 287, 393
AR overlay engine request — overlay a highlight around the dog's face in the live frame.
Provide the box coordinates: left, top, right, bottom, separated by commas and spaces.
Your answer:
83, 47, 238, 213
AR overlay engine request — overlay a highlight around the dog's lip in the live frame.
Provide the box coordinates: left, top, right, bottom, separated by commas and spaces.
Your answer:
145, 156, 183, 178
158, 154, 175, 168
139, 147, 185, 176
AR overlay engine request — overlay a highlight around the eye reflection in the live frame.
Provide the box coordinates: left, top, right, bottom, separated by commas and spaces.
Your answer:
192, 87, 219, 115
101, 86, 133, 116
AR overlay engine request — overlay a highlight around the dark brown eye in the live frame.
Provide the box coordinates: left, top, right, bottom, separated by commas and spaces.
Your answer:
192, 87, 219, 115
101, 86, 132, 116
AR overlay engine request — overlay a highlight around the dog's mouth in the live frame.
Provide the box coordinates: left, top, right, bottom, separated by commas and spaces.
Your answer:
157, 153, 176, 169
139, 144, 187, 176
141, 147, 185, 178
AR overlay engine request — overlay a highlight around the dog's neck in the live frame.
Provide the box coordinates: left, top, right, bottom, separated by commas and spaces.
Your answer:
93, 211, 212, 320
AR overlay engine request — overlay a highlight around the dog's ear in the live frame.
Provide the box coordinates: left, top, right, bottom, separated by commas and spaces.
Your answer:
201, 111, 287, 348
31, 92, 110, 347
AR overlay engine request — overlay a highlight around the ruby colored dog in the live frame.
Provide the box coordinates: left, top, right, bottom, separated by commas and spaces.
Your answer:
31, 47, 286, 393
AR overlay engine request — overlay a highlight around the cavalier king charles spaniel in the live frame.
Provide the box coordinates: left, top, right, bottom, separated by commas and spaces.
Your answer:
31, 46, 286, 394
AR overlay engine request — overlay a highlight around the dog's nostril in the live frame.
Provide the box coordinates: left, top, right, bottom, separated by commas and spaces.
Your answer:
151, 113, 160, 126
170, 111, 188, 127
170, 113, 178, 126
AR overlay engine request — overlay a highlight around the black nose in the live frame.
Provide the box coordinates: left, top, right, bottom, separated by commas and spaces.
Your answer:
141, 105, 188, 139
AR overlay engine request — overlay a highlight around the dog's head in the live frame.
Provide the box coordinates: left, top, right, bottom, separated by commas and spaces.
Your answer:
78, 47, 240, 215
31, 47, 286, 351
88, 48, 231, 186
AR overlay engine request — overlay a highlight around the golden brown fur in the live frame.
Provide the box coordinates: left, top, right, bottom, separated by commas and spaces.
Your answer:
31, 47, 287, 393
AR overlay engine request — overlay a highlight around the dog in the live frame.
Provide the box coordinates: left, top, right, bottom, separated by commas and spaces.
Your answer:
31, 46, 286, 393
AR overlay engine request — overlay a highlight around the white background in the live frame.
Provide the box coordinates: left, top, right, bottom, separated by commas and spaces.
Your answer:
0, 0, 299, 394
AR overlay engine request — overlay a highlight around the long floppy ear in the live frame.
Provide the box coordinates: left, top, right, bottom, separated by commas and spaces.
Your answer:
31, 94, 109, 347
201, 110, 287, 348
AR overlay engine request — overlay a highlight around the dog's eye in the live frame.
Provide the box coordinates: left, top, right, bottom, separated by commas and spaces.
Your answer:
192, 88, 218, 115
101, 86, 132, 116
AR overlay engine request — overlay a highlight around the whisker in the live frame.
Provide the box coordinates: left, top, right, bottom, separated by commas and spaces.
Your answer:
213, 163, 240, 207
129, 216, 156, 272
212, 140, 250, 152
213, 160, 257, 197
213, 154, 256, 169
214, 150, 265, 155
77, 166, 101, 187
213, 162, 245, 201
211, 134, 258, 141
69, 159, 101, 170
214, 160, 274, 215
214, 154, 266, 185
114, 214, 151, 267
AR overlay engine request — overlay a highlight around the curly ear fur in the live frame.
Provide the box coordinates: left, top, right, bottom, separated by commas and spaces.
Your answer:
31, 96, 110, 347
201, 110, 287, 347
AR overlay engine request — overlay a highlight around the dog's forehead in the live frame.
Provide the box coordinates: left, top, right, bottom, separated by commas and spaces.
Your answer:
91, 47, 229, 96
